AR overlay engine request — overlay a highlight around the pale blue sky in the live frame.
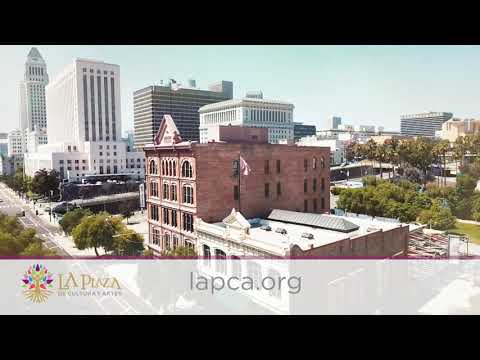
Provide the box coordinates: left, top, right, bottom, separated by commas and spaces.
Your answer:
2, 45, 480, 134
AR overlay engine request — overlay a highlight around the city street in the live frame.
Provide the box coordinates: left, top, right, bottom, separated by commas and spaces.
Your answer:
0, 183, 70, 257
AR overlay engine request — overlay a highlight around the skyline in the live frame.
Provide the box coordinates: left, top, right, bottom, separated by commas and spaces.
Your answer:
2, 45, 480, 134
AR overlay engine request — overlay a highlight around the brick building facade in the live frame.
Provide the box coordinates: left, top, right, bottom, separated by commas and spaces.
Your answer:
144, 115, 331, 254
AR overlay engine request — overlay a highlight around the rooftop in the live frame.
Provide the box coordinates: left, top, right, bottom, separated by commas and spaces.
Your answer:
197, 209, 422, 256
199, 98, 294, 113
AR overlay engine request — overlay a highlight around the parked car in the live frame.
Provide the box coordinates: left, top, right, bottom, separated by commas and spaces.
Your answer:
301, 233, 314, 239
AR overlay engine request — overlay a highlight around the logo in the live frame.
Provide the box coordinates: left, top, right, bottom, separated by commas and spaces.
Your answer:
21, 264, 54, 303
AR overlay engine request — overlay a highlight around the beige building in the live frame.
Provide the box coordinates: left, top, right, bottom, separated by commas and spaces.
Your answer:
436, 118, 480, 142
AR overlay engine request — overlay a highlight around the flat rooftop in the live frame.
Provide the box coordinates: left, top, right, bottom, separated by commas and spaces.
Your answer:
211, 212, 422, 256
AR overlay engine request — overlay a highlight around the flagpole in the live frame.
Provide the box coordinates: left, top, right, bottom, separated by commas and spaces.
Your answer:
238, 152, 241, 213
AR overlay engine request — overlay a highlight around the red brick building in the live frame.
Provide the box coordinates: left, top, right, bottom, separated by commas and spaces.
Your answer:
144, 115, 331, 253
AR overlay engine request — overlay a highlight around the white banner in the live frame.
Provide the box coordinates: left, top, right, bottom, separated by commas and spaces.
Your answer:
1, 259, 480, 314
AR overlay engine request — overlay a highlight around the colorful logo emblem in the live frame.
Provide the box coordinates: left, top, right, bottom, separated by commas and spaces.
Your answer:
22, 264, 54, 303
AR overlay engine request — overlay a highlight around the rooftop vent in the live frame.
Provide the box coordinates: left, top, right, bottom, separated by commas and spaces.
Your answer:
261, 225, 272, 231
275, 228, 287, 235
302, 233, 314, 239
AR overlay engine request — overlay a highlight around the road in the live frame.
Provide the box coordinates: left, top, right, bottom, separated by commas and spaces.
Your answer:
0, 183, 71, 257
0, 183, 169, 314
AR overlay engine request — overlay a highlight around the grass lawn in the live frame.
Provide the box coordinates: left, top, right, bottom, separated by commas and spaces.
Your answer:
447, 222, 480, 245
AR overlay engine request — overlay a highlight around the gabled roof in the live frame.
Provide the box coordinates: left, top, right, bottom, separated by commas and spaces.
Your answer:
223, 209, 251, 230
153, 114, 183, 146
267, 209, 360, 233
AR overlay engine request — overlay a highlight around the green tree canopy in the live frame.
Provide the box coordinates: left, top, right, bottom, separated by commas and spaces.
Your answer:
31, 169, 60, 198
59, 208, 92, 235
0, 213, 55, 256
417, 200, 456, 230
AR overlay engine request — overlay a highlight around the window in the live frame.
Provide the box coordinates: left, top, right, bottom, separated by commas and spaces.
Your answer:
265, 269, 280, 298
304, 200, 308, 212
149, 160, 158, 175
265, 183, 270, 198
150, 182, 158, 197
231, 256, 241, 277
152, 228, 161, 246
163, 183, 169, 200
304, 179, 308, 193
313, 157, 317, 169
163, 207, 169, 225
276, 160, 281, 173
321, 178, 325, 191
164, 233, 171, 250
247, 262, 262, 289
234, 185, 239, 200
203, 245, 211, 265
171, 184, 177, 201
172, 235, 178, 250
313, 178, 317, 192
171, 210, 178, 228
321, 157, 325, 169
264, 160, 270, 174
183, 185, 194, 204
183, 213, 194, 232
182, 161, 193, 178
277, 182, 281, 197
313, 199, 318, 212
150, 205, 159, 221
321, 197, 325, 210
215, 249, 227, 274
304, 159, 308, 172
232, 160, 239, 176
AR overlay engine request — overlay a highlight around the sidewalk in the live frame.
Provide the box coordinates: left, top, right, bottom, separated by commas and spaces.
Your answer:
124, 211, 148, 242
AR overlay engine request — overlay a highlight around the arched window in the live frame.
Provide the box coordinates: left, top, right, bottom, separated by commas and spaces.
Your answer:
182, 185, 194, 204
182, 161, 193, 178
172, 160, 176, 176
164, 233, 171, 250
149, 160, 158, 175
161, 161, 165, 175
313, 157, 317, 169
321, 157, 325, 169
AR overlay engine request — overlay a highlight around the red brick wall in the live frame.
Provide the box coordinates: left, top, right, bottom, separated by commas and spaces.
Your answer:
290, 225, 409, 257
145, 142, 330, 252
217, 126, 269, 144
195, 143, 330, 222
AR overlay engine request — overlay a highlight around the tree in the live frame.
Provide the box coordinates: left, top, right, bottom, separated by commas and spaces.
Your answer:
118, 199, 137, 224
418, 200, 456, 230
433, 140, 450, 187
72, 212, 123, 256
72, 212, 144, 256
31, 169, 60, 198
113, 228, 144, 256
0, 213, 54, 256
161, 246, 197, 257
59, 208, 92, 235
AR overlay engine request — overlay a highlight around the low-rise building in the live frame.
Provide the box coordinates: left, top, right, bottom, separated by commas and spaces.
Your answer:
144, 116, 331, 254
196, 208, 412, 258
199, 94, 294, 144
436, 117, 480, 142
297, 136, 345, 166
293, 122, 316, 142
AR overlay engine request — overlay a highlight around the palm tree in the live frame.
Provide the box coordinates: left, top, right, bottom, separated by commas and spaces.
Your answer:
434, 140, 450, 187
365, 139, 378, 176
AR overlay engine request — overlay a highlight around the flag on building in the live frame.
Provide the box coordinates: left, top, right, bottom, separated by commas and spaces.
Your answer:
240, 156, 251, 176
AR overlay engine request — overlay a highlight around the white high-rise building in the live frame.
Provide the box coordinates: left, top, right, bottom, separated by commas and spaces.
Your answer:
24, 59, 145, 182
19, 47, 49, 134
199, 95, 294, 144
